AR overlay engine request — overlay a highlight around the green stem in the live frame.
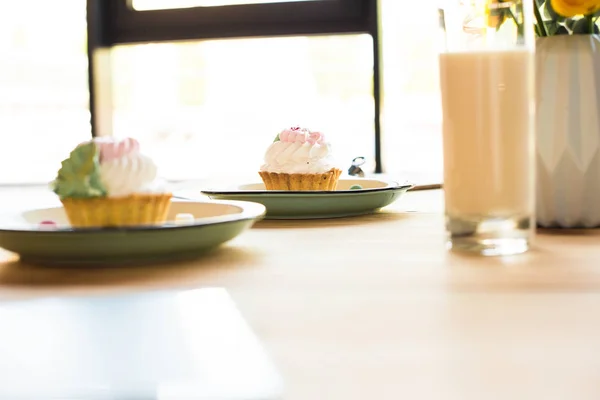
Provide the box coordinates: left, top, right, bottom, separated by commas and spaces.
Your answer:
534, 2, 548, 36
507, 7, 518, 23
505, 7, 525, 38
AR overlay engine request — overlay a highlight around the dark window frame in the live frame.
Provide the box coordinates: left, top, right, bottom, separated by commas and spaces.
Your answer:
87, 0, 383, 172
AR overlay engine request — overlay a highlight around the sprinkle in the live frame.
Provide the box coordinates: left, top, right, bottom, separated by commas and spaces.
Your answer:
349, 185, 363, 190
175, 213, 195, 224
39, 220, 58, 229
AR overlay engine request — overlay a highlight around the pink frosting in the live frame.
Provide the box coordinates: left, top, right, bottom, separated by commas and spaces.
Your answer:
278, 127, 326, 145
89, 137, 140, 163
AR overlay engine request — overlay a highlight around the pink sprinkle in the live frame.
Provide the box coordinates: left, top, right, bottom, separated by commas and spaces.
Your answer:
39, 220, 57, 229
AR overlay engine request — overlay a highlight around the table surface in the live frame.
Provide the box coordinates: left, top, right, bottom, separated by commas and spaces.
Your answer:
1, 186, 599, 400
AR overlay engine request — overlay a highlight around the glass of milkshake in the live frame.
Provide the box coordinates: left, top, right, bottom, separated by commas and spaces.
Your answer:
438, 0, 535, 256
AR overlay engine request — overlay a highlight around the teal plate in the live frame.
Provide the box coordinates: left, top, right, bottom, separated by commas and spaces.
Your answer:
0, 200, 265, 266
188, 178, 413, 220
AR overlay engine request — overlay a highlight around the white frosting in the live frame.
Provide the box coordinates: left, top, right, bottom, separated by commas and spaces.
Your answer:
260, 140, 336, 174
99, 153, 164, 197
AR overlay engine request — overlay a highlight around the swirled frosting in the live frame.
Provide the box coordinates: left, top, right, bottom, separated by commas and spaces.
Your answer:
51, 137, 164, 199
260, 126, 336, 174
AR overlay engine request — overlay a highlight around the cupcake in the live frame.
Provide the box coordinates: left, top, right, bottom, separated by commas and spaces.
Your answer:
259, 126, 342, 191
50, 137, 172, 228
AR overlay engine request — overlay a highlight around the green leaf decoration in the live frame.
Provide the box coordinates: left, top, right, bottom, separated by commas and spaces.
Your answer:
273, 133, 280, 142
51, 142, 107, 199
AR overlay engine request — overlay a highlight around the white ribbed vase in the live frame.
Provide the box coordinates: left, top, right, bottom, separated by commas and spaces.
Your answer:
536, 35, 600, 228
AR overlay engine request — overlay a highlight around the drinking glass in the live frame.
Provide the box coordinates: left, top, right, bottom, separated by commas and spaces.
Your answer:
438, 0, 535, 256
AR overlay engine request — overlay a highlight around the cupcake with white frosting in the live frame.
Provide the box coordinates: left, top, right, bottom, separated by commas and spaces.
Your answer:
259, 126, 342, 191
50, 137, 171, 227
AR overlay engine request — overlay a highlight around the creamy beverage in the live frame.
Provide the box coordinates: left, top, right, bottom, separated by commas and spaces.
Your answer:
439, 50, 534, 221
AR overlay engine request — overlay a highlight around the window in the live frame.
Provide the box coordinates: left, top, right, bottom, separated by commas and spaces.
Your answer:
110, 35, 374, 180
90, 0, 380, 180
1, 0, 444, 185
0, 1, 90, 184
379, 1, 443, 184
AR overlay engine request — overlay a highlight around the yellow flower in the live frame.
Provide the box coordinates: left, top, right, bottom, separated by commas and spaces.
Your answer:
550, 0, 600, 17
486, 0, 506, 29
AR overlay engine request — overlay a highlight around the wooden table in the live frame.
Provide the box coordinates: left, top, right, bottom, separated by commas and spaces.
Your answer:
1, 187, 600, 400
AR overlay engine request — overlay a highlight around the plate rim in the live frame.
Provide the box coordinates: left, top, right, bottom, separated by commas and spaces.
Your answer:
0, 199, 266, 234
200, 179, 414, 196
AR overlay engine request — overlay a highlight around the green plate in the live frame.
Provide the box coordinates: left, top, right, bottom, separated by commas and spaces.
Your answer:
0, 200, 265, 266
191, 178, 413, 220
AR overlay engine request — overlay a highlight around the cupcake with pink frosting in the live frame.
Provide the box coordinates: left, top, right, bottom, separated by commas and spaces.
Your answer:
50, 137, 171, 228
259, 126, 342, 191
